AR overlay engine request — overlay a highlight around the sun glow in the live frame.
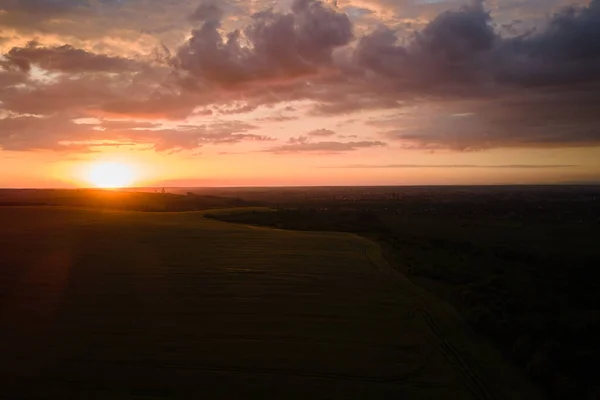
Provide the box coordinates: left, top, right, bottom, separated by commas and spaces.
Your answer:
86, 162, 136, 188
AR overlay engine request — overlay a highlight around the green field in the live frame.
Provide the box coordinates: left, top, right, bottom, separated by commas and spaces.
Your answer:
1, 207, 539, 399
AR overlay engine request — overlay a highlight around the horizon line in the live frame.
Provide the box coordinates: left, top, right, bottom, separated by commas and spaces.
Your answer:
2, 182, 600, 190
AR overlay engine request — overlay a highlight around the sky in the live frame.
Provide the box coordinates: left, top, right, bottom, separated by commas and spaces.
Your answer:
0, 0, 599, 187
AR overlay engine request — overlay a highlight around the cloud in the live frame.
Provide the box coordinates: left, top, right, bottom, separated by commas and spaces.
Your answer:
96, 120, 161, 130
137, 121, 273, 152
0, 114, 102, 151
0, 0, 110, 42
307, 128, 336, 137
189, 0, 223, 23
344, 6, 375, 19
0, 0, 86, 15
99, 94, 200, 120
0, 66, 27, 89
256, 115, 299, 122
0, 61, 197, 121
0, 113, 272, 152
375, 90, 600, 150
305, 82, 403, 115
325, 163, 580, 169
265, 135, 386, 153
298, 0, 600, 130
492, 0, 600, 86
150, 132, 275, 152
5, 42, 141, 73
0, 0, 194, 47
2, 0, 600, 154
353, 0, 600, 91
1, 74, 130, 117
175, 0, 353, 87
354, 1, 494, 88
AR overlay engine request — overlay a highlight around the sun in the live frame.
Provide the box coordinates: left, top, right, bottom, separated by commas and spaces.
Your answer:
86, 162, 136, 188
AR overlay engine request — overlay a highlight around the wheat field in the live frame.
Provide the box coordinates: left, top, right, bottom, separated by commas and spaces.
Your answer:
0, 207, 539, 399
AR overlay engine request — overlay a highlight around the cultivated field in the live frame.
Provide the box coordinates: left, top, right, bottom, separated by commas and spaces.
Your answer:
0, 207, 539, 399
209, 188, 600, 399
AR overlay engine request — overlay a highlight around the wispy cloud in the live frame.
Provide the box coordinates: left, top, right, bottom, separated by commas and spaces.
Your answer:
5, 41, 141, 73
323, 164, 580, 169
265, 138, 387, 154
307, 129, 336, 137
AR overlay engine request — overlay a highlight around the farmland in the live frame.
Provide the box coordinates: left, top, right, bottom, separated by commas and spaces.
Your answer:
0, 206, 538, 399
207, 186, 600, 399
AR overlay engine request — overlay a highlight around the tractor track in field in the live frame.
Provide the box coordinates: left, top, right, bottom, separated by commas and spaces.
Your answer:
419, 309, 497, 400
364, 245, 498, 400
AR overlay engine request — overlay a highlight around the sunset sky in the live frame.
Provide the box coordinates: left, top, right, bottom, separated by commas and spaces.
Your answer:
1, 0, 599, 187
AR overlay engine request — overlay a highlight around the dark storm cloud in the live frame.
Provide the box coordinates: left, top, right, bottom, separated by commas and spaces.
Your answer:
326, 0, 600, 150
189, 0, 223, 23
265, 135, 386, 153
493, 0, 600, 86
354, 0, 495, 88
353, 0, 600, 90
6, 0, 600, 95
5, 42, 141, 73
175, 0, 353, 87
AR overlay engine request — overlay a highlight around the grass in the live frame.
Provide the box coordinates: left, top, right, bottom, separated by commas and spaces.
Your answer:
0, 206, 541, 399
